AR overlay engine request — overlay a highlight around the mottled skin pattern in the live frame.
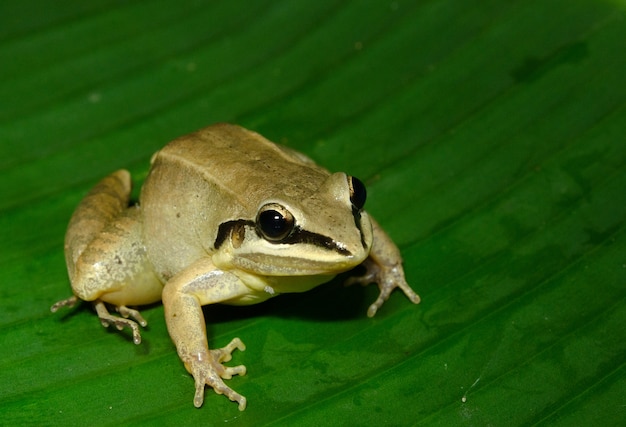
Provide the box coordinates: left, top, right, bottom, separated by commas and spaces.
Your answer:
52, 124, 420, 411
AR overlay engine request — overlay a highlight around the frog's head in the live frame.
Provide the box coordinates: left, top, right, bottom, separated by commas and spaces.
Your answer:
212, 172, 373, 277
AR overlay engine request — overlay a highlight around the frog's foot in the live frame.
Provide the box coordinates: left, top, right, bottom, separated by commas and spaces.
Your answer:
93, 301, 147, 345
189, 338, 247, 411
50, 295, 79, 312
346, 258, 420, 317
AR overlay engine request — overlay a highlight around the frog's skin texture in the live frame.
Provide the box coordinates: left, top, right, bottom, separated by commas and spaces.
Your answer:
51, 123, 420, 411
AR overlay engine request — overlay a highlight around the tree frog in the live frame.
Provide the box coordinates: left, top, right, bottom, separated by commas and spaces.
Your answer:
51, 123, 420, 411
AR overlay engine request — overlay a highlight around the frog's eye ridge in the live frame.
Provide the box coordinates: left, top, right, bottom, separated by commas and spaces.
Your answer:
349, 176, 367, 210
256, 203, 295, 241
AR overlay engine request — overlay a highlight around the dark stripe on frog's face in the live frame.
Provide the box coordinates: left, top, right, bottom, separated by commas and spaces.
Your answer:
214, 219, 254, 249
352, 205, 368, 249
281, 226, 351, 256
214, 220, 351, 256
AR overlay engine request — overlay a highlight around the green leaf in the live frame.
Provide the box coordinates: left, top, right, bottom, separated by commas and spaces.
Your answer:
1, 0, 625, 425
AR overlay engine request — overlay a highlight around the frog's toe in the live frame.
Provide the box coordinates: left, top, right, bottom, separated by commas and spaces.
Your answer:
214, 380, 247, 411
368, 265, 420, 317
193, 374, 247, 410
93, 301, 145, 344
50, 295, 79, 312
189, 343, 247, 410
366, 293, 387, 318
117, 305, 148, 327
210, 337, 246, 363
344, 258, 379, 288
221, 364, 246, 379
347, 259, 420, 317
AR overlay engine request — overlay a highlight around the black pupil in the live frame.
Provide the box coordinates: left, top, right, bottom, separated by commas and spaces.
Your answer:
258, 209, 288, 239
350, 177, 367, 210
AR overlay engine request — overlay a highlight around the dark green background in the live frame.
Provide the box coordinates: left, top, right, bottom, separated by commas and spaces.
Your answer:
1, 1, 625, 425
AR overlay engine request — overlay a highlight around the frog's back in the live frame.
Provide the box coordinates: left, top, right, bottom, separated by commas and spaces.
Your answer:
154, 123, 329, 209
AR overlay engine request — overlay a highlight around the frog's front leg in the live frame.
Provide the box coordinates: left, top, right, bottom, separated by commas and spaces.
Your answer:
162, 258, 252, 410
348, 217, 420, 317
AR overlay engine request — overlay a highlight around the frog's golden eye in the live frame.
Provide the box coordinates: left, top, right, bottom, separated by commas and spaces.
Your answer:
348, 176, 367, 211
256, 203, 295, 242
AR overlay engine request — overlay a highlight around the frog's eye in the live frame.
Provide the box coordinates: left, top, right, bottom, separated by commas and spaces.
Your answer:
348, 176, 367, 210
256, 203, 295, 242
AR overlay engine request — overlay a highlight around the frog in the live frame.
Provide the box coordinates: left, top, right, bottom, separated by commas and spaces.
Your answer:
51, 123, 420, 411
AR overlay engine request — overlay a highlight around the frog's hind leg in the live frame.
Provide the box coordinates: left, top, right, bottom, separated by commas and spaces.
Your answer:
52, 170, 157, 344
53, 170, 132, 314
64, 170, 132, 281
52, 170, 131, 309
